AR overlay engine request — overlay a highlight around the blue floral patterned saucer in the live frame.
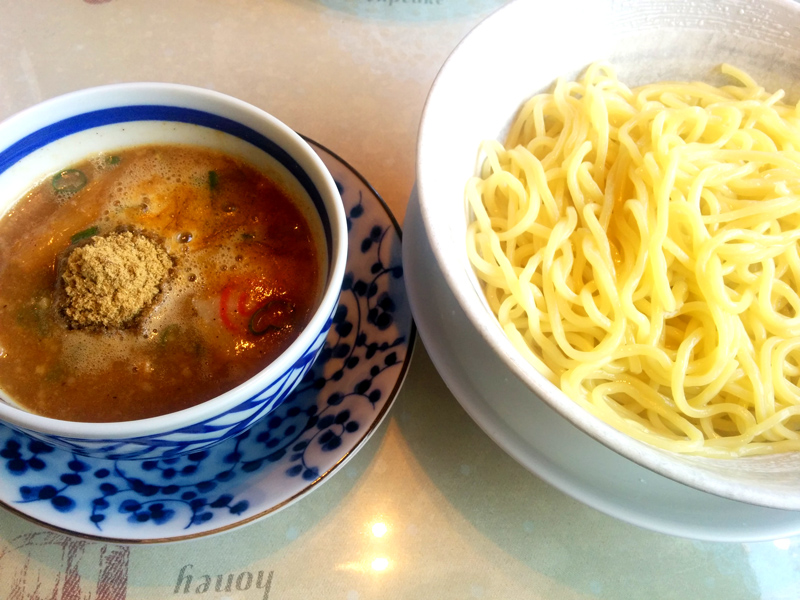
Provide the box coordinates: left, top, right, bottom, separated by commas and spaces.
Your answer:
0, 140, 414, 543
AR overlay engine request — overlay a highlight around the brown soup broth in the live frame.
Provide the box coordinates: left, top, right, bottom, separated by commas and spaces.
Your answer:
0, 145, 325, 422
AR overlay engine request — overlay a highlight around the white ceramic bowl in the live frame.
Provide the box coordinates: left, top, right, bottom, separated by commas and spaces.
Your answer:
0, 83, 348, 460
415, 0, 800, 512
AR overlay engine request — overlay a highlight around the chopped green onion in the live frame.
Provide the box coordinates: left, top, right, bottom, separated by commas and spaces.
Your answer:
208, 170, 219, 190
249, 299, 295, 336
241, 233, 254, 240
45, 363, 65, 382
15, 297, 51, 338
106, 155, 121, 165
70, 226, 99, 245
159, 324, 180, 346
52, 169, 88, 194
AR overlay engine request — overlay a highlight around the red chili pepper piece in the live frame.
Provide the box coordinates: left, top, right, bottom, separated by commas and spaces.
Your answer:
219, 283, 237, 333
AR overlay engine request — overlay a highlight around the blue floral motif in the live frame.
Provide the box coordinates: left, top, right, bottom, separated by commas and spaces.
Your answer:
1, 438, 53, 475
0, 140, 414, 541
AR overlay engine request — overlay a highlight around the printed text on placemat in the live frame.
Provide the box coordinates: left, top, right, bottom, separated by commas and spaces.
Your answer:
174, 565, 273, 600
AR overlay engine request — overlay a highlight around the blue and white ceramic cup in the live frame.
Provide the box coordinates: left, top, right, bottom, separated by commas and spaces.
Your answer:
0, 84, 347, 460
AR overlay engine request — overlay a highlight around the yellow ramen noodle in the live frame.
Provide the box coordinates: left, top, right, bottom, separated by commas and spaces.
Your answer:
466, 63, 800, 458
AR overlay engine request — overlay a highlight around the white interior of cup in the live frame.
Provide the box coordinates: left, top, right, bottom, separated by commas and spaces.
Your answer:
417, 0, 800, 509
0, 83, 347, 440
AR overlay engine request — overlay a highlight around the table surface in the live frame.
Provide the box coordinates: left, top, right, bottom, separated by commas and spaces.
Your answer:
0, 1, 799, 598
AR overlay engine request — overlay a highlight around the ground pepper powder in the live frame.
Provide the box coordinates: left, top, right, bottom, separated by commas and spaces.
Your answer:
61, 231, 172, 329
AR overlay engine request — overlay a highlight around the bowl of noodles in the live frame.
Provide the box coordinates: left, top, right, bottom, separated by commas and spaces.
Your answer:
412, 0, 800, 515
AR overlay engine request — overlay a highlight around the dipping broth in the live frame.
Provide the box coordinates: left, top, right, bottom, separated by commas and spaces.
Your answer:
0, 145, 326, 422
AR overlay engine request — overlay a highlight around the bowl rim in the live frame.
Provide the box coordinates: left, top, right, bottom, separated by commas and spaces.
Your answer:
415, 0, 800, 510
0, 81, 348, 440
